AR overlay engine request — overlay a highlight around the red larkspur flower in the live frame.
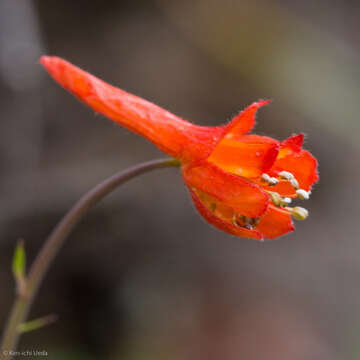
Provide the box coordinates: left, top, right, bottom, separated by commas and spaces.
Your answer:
40, 56, 318, 240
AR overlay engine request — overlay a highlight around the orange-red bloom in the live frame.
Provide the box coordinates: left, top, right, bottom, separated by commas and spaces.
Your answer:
40, 56, 319, 241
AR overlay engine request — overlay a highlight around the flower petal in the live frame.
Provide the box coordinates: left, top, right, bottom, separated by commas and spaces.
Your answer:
40, 56, 222, 162
188, 187, 263, 240
225, 99, 272, 136
282, 133, 304, 151
256, 134, 318, 195
274, 149, 318, 192
182, 161, 269, 218
208, 134, 279, 178
273, 135, 318, 192
256, 204, 294, 239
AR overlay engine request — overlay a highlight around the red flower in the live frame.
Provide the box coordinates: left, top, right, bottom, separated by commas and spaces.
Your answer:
40, 56, 319, 241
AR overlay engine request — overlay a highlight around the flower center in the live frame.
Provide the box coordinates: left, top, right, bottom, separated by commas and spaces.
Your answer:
193, 169, 310, 232
261, 170, 310, 220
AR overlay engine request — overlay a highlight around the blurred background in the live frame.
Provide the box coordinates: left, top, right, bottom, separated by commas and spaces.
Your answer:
0, 0, 359, 359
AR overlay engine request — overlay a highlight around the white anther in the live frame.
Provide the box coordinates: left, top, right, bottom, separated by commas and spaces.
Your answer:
290, 178, 299, 189
290, 207, 309, 221
279, 171, 294, 180
282, 197, 292, 205
296, 189, 310, 200
268, 177, 279, 186
261, 173, 271, 182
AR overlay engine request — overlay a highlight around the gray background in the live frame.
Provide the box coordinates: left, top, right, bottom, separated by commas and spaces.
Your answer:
0, 1, 359, 359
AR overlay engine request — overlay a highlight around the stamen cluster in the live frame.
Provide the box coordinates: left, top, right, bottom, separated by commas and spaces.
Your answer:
261, 170, 310, 220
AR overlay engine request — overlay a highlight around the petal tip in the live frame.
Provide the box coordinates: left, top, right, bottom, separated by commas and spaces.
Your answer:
40, 55, 50, 65
257, 99, 272, 107
225, 99, 272, 137
40, 55, 56, 69
283, 133, 305, 150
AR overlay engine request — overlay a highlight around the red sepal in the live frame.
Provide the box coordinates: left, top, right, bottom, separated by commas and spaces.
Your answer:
225, 100, 272, 136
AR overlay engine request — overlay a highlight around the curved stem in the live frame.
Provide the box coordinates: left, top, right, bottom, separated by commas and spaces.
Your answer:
0, 157, 180, 357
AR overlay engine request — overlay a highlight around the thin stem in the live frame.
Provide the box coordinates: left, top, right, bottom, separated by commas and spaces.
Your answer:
0, 157, 180, 358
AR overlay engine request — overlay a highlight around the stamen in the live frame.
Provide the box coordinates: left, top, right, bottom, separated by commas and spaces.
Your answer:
269, 170, 300, 189
269, 191, 282, 207
267, 191, 293, 208
261, 173, 278, 186
282, 197, 292, 205
210, 203, 217, 211
296, 189, 310, 200
290, 178, 299, 189
279, 171, 294, 181
268, 177, 279, 186
288, 206, 309, 221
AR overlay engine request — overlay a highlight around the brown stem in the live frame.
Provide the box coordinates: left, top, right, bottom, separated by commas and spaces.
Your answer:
0, 157, 180, 358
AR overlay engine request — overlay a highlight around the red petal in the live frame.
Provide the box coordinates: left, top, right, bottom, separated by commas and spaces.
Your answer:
208, 134, 279, 178
274, 137, 318, 193
256, 204, 295, 240
225, 100, 272, 136
257, 134, 318, 195
182, 161, 269, 218
188, 187, 263, 240
40, 56, 222, 162
282, 133, 304, 151
275, 150, 318, 192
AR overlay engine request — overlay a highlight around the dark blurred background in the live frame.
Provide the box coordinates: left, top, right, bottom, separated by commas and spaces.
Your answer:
0, 0, 359, 359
